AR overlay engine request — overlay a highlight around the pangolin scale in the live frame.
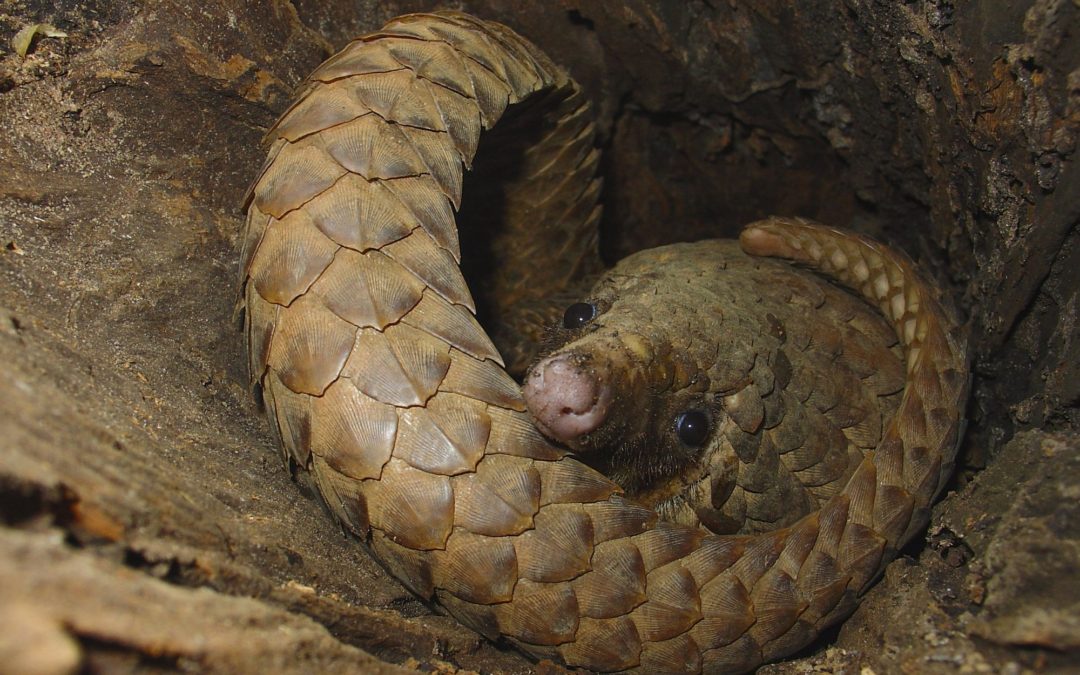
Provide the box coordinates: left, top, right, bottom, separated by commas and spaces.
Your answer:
240, 11, 969, 673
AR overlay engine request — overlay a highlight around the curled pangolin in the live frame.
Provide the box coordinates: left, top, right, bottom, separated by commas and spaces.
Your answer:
522, 238, 907, 536
240, 11, 970, 673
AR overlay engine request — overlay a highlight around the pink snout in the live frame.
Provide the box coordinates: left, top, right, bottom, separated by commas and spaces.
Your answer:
523, 353, 611, 443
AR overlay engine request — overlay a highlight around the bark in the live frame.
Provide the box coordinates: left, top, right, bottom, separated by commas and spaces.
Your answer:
0, 0, 1076, 672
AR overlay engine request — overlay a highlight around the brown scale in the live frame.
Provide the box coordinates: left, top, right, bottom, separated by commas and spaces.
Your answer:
522, 240, 906, 535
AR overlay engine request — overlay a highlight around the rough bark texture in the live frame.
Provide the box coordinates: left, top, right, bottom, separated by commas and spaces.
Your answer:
0, 1, 1076, 673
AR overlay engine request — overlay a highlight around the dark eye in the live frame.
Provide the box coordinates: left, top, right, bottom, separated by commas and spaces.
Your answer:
675, 410, 710, 446
562, 302, 596, 329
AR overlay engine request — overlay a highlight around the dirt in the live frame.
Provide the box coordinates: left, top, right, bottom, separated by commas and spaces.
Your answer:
0, 0, 1077, 673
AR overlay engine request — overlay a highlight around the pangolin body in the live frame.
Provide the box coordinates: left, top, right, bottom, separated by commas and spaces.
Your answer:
523, 239, 907, 536
240, 11, 970, 673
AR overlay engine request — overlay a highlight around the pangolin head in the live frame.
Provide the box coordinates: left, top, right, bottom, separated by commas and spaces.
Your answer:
523, 242, 758, 504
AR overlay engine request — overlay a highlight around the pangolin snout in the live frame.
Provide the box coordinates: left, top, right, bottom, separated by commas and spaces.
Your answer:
524, 353, 612, 443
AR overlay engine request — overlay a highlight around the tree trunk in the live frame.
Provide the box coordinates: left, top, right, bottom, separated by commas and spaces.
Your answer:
0, 1, 1076, 672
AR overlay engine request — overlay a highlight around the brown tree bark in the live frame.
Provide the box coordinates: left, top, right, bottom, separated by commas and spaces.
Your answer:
0, 1, 1076, 672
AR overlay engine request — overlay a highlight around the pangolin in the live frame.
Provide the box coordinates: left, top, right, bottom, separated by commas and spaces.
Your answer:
523, 237, 907, 536
240, 11, 970, 673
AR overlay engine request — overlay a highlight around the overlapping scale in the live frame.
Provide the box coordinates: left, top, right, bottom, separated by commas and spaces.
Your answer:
727, 532, 784, 591
460, 56, 511, 126
585, 497, 658, 544
571, 538, 647, 619
432, 530, 518, 604
794, 550, 848, 624
343, 323, 451, 407
269, 80, 372, 142
244, 288, 278, 383
773, 518, 818, 578
748, 569, 804, 645
904, 445, 943, 515
693, 574, 755, 650
523, 112, 594, 182
394, 392, 490, 475
452, 453, 540, 536
632, 525, 706, 572
310, 40, 405, 82
343, 67, 446, 132
558, 615, 642, 672
813, 496, 850, 559
404, 126, 464, 206
631, 564, 702, 642
402, 291, 501, 363
788, 432, 855, 489
423, 17, 510, 82
446, 13, 546, 96
732, 433, 780, 494
303, 174, 417, 252
386, 39, 474, 98
527, 169, 598, 236
264, 372, 313, 468
248, 209, 338, 306
310, 453, 370, 536
242, 12, 971, 670
744, 483, 806, 528
536, 457, 621, 505
872, 482, 916, 545
267, 293, 357, 396
721, 382, 764, 434
435, 590, 501, 640
768, 623, 821, 665
805, 367, 841, 414
638, 634, 702, 674
369, 458, 454, 550
440, 351, 524, 410
508, 145, 588, 204
682, 536, 748, 586
370, 529, 435, 598
496, 580, 579, 646
242, 138, 286, 213
514, 504, 594, 582
376, 14, 446, 42
311, 248, 424, 329
253, 141, 346, 218
239, 207, 272, 281
310, 378, 397, 480
779, 409, 833, 473
486, 407, 565, 460
321, 115, 428, 180
837, 522, 887, 592
382, 228, 474, 311
382, 175, 460, 258
257, 366, 286, 452
701, 635, 759, 674
424, 80, 483, 164
724, 422, 761, 465
843, 460, 878, 529
838, 402, 883, 449
552, 181, 603, 253
873, 436, 906, 491
522, 101, 591, 164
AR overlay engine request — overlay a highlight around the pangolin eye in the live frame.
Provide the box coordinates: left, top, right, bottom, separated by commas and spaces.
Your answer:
562, 302, 597, 329
674, 410, 710, 447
